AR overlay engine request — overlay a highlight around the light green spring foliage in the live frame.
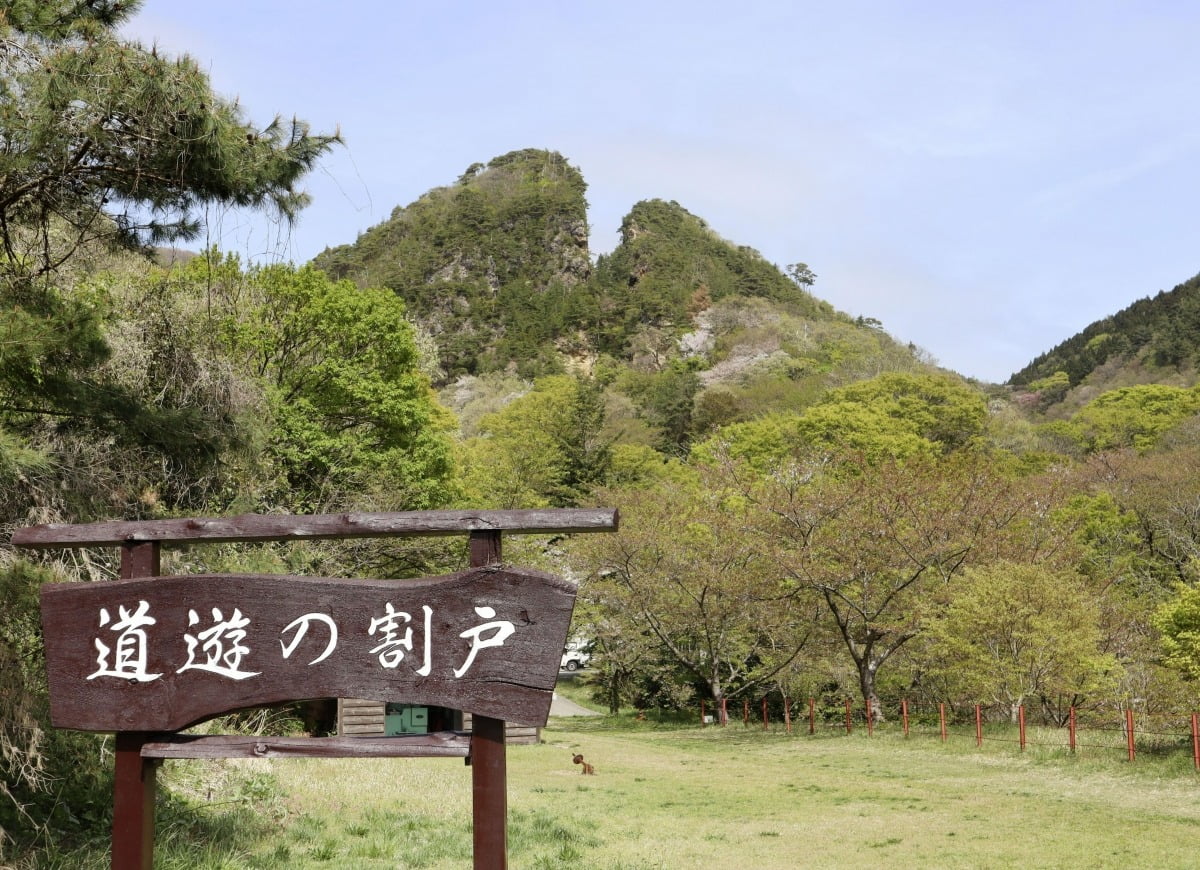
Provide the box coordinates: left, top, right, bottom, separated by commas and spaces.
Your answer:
694, 371, 987, 468
919, 561, 1120, 713
1062, 383, 1200, 453
1154, 580, 1200, 681
804, 371, 987, 452
456, 374, 609, 508
574, 476, 812, 708
187, 254, 457, 511
1054, 492, 1153, 586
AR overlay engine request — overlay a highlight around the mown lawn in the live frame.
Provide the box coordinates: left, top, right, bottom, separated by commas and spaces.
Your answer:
30, 714, 1200, 868
227, 718, 1200, 869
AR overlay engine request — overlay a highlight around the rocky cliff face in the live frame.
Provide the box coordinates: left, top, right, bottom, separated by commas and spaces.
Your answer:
311, 150, 919, 396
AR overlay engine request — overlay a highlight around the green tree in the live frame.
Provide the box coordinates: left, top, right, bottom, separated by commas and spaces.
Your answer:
1068, 385, 1200, 453
740, 450, 1031, 722
458, 374, 611, 508
0, 0, 339, 270
918, 561, 1120, 722
796, 371, 986, 458
573, 477, 816, 714
1154, 579, 1200, 681
203, 255, 456, 510
695, 371, 987, 468
0, 0, 340, 507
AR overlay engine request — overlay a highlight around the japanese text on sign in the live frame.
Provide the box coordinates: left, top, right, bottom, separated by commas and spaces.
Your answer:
86, 599, 516, 683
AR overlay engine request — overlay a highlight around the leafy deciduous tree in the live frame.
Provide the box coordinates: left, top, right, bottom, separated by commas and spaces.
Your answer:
202, 255, 456, 510
918, 561, 1120, 723
574, 478, 815, 713
744, 450, 1029, 722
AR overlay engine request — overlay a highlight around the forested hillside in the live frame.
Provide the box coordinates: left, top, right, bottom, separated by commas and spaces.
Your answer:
319, 149, 931, 457
315, 149, 590, 376
7, 4, 1200, 865
1010, 271, 1200, 411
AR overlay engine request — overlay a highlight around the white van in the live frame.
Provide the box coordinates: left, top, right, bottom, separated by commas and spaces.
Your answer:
560, 638, 591, 671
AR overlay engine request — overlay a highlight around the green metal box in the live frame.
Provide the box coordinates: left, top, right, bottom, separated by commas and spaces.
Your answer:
384, 703, 429, 735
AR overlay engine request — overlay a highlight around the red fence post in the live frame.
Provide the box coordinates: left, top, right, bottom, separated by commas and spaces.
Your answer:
1126, 709, 1136, 762
784, 696, 792, 734
762, 697, 769, 731
744, 699, 749, 727
939, 703, 947, 742
701, 700, 707, 727
844, 699, 853, 735
720, 698, 728, 727
975, 704, 982, 748
901, 699, 909, 738
1018, 705, 1026, 752
1069, 707, 1077, 754
808, 698, 815, 735
866, 704, 874, 737
1191, 713, 1199, 771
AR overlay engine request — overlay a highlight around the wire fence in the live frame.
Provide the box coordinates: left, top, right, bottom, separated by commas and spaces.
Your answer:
695, 696, 1200, 769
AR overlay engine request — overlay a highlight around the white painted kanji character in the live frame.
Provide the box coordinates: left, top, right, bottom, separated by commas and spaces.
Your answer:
176, 607, 260, 680
368, 603, 432, 675
453, 605, 515, 678
87, 600, 162, 682
280, 612, 338, 665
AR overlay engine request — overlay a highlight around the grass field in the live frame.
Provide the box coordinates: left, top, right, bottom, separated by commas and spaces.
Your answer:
217, 714, 1200, 869
33, 707, 1200, 869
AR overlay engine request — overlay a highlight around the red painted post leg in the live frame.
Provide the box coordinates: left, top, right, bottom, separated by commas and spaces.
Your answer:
939, 703, 947, 742
901, 699, 909, 738
112, 733, 155, 870
472, 715, 507, 870
112, 541, 160, 870
468, 530, 507, 869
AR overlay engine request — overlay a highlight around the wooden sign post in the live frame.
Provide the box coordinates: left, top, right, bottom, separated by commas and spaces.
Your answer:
14, 508, 617, 870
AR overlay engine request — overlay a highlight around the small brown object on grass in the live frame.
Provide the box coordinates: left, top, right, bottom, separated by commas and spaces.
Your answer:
572, 753, 595, 774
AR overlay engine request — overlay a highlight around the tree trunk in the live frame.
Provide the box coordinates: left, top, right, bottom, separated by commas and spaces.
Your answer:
859, 661, 886, 724
710, 671, 725, 724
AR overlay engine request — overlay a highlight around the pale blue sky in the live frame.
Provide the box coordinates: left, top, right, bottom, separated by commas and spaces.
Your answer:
126, 1, 1200, 383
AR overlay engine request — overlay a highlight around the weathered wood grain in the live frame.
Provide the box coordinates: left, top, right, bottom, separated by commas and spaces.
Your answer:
14, 508, 617, 548
41, 566, 576, 731
140, 733, 471, 759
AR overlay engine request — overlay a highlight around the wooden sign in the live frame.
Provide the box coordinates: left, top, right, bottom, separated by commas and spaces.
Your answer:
40, 565, 576, 732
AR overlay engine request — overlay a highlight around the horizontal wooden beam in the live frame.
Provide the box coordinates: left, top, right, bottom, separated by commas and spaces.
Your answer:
140, 732, 472, 760
12, 508, 618, 549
